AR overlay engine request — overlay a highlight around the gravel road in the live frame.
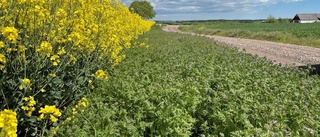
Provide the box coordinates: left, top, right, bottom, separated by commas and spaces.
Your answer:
163, 25, 320, 66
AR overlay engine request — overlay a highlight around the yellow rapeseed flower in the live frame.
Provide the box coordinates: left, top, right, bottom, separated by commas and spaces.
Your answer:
49, 115, 58, 123
0, 109, 18, 137
0, 0, 155, 136
52, 62, 58, 66
27, 96, 36, 106
22, 78, 31, 86
94, 69, 108, 80
0, 41, 5, 48
68, 54, 77, 64
18, 44, 27, 52
38, 105, 61, 123
40, 88, 45, 92
37, 114, 44, 121
21, 96, 36, 117
50, 55, 59, 61
0, 54, 6, 64
66, 117, 72, 121
80, 101, 87, 107
50, 55, 60, 66
27, 107, 35, 117
36, 41, 52, 57
1, 27, 19, 43
57, 47, 66, 55
49, 73, 56, 77
0, 114, 3, 128
19, 78, 31, 90
71, 97, 88, 116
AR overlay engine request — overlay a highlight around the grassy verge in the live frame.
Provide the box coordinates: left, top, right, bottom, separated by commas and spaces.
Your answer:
53, 26, 320, 136
179, 23, 320, 48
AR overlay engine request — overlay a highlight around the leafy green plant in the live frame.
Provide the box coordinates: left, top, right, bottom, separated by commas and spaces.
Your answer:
56, 26, 320, 136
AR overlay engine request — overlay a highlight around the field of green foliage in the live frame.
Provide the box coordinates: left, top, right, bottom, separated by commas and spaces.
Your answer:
179, 22, 320, 48
54, 26, 320, 136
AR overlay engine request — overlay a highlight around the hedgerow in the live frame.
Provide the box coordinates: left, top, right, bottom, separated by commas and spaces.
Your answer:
0, 0, 154, 136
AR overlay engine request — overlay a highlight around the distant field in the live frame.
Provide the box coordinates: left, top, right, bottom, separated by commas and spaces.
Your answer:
179, 22, 320, 47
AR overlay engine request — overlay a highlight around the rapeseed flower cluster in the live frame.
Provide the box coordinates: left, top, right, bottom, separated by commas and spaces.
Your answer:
0, 109, 18, 137
50, 55, 60, 66
38, 105, 62, 123
36, 41, 53, 57
1, 27, 19, 44
0, 41, 5, 48
70, 97, 88, 118
95, 69, 108, 80
0, 53, 6, 70
0, 0, 154, 136
21, 96, 36, 117
19, 78, 31, 90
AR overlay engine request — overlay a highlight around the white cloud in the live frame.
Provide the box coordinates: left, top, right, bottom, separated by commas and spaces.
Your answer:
122, 0, 304, 14
121, 0, 305, 20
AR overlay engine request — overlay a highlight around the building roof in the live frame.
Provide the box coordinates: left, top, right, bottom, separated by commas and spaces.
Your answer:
293, 13, 320, 20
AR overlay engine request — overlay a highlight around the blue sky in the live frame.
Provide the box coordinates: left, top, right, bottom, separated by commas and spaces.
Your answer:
121, 0, 320, 21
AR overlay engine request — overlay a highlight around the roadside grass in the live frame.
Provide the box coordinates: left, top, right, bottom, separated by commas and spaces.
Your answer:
179, 22, 320, 48
54, 26, 320, 136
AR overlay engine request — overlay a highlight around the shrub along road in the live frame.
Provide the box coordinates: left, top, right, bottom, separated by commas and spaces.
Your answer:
163, 25, 320, 67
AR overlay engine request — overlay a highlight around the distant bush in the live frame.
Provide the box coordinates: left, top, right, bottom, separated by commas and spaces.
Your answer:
278, 18, 292, 23
266, 15, 278, 23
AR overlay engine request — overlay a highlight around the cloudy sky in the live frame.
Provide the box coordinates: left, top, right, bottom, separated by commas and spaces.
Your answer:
121, 0, 319, 20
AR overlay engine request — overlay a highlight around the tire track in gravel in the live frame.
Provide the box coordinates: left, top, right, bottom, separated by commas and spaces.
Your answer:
163, 25, 320, 67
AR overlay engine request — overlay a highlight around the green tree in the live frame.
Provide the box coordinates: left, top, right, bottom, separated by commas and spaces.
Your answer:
266, 15, 278, 23
129, 0, 156, 19
278, 17, 291, 23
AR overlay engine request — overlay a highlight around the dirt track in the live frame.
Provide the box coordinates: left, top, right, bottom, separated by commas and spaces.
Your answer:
163, 25, 320, 67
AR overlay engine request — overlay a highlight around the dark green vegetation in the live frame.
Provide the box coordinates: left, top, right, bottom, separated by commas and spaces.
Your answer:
129, 0, 156, 19
55, 26, 320, 136
180, 22, 320, 48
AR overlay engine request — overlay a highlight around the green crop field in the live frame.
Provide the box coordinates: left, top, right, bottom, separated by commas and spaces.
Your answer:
54, 26, 320, 136
179, 22, 320, 47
